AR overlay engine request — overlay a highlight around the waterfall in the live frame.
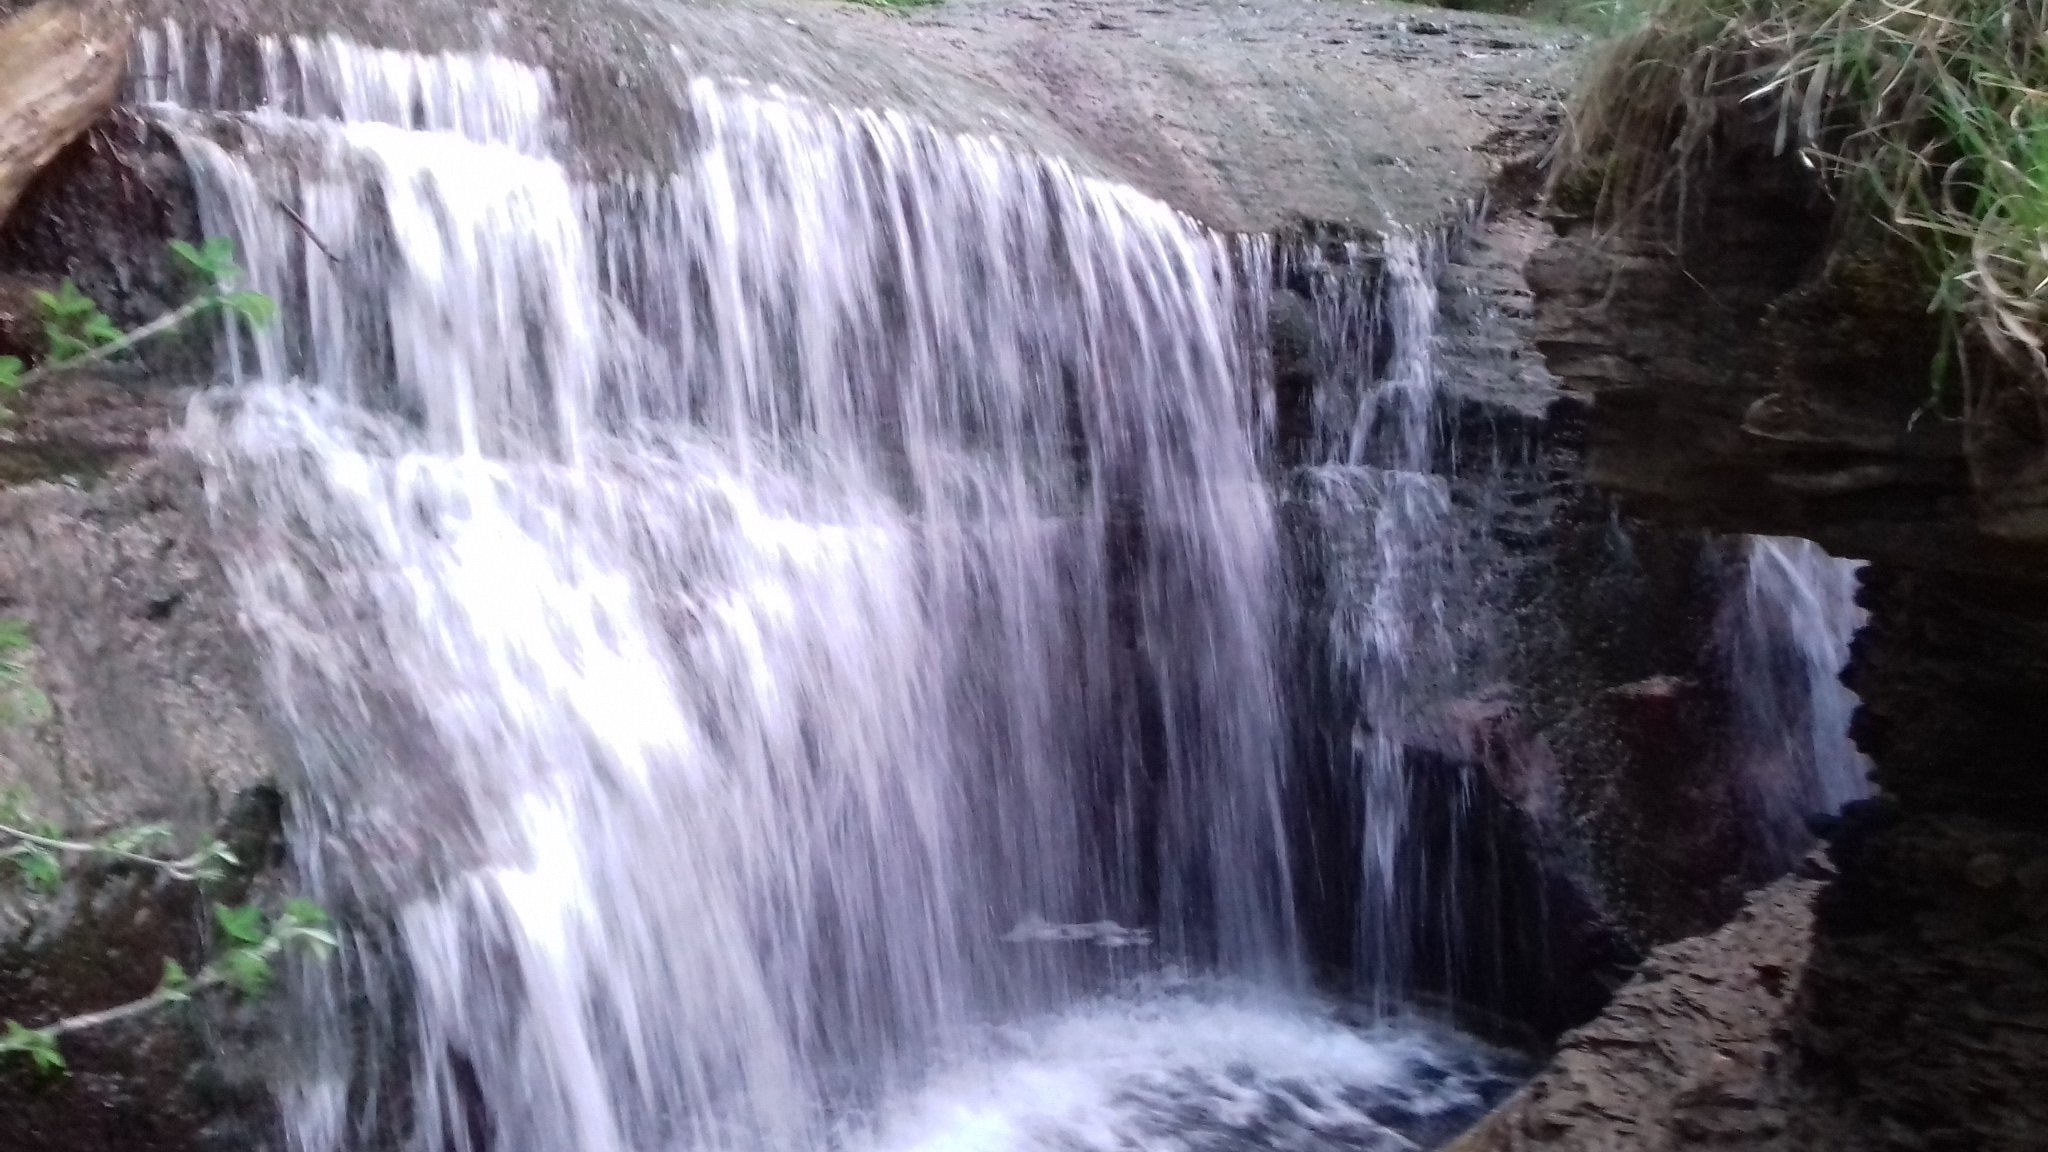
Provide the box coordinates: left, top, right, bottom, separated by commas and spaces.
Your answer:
135, 25, 1515, 1152
1725, 535, 1873, 857
1290, 236, 1473, 1007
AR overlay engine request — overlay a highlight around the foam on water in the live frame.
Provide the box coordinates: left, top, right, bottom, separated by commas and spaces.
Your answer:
834, 982, 1518, 1152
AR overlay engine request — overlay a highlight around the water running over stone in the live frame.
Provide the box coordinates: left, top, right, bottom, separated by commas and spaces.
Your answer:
1725, 536, 1873, 858
136, 26, 1514, 1152
1288, 236, 1476, 1009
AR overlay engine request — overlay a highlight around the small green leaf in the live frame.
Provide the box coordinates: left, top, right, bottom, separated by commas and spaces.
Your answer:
34, 282, 97, 322
218, 947, 271, 998
287, 925, 340, 961
0, 684, 52, 726
192, 841, 240, 885
157, 958, 192, 1004
1, 1021, 64, 1073
169, 238, 241, 287
13, 846, 62, 892
225, 292, 277, 328
81, 314, 121, 348
214, 902, 268, 946
168, 239, 215, 281
45, 328, 89, 365
0, 355, 21, 392
278, 899, 340, 959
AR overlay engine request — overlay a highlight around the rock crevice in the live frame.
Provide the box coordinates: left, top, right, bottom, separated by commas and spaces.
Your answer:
1511, 100, 2048, 1151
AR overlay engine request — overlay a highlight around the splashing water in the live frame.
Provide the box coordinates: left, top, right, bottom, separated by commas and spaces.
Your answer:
1725, 535, 1873, 857
135, 25, 1514, 1152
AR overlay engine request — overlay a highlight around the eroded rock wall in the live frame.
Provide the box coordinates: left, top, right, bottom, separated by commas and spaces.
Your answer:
0, 62, 296, 1150
1521, 103, 2048, 1151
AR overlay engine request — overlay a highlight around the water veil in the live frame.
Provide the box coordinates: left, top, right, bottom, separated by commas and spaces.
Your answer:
135, 25, 1518, 1152
1725, 535, 1873, 858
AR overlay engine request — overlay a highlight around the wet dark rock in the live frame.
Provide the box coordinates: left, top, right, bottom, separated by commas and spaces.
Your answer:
0, 108, 208, 376
0, 112, 293, 1145
0, 785, 288, 1152
0, 104, 210, 490
1513, 99, 2048, 1151
1428, 210, 1774, 960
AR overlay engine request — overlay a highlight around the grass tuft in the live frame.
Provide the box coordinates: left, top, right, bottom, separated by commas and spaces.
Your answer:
1550, 0, 2048, 407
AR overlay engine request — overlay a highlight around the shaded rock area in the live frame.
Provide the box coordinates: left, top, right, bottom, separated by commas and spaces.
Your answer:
0, 105, 211, 373
1423, 211, 1785, 956
0, 783, 289, 1152
1447, 870, 1825, 1152
0, 454, 285, 855
1519, 90, 2048, 1152
0, 40, 295, 1137
0, 1, 265, 870
1279, 200, 1800, 1045
0, 101, 210, 487
0, 451, 298, 1150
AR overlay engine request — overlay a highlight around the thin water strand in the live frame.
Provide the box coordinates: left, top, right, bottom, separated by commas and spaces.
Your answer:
1725, 535, 1873, 858
1294, 235, 1464, 1007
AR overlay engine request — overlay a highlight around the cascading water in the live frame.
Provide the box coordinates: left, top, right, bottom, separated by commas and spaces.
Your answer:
1724, 535, 1873, 858
1289, 236, 1478, 1009
134, 24, 1516, 1152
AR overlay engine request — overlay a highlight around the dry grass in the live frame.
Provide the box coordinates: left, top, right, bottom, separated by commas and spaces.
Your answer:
1549, 0, 2048, 408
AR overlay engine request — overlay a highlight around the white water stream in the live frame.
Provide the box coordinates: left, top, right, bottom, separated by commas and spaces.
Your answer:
1726, 536, 1873, 856
1291, 237, 1462, 1006
137, 27, 1516, 1152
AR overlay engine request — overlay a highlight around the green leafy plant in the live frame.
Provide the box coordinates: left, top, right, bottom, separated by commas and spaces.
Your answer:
36, 281, 122, 365
169, 237, 279, 328
0, 897, 336, 1073
0, 1020, 62, 1073
0, 236, 275, 416
0, 806, 335, 1073
1, 790, 241, 887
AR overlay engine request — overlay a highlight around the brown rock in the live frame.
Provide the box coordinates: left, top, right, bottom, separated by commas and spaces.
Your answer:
0, 3, 131, 230
1446, 875, 1821, 1152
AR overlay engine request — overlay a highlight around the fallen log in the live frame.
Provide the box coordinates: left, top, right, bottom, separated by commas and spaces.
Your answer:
0, 3, 128, 232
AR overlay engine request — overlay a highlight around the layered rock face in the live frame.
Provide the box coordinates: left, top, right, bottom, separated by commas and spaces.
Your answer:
0, 29, 295, 1147
1448, 870, 1828, 1152
1521, 103, 2048, 1150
